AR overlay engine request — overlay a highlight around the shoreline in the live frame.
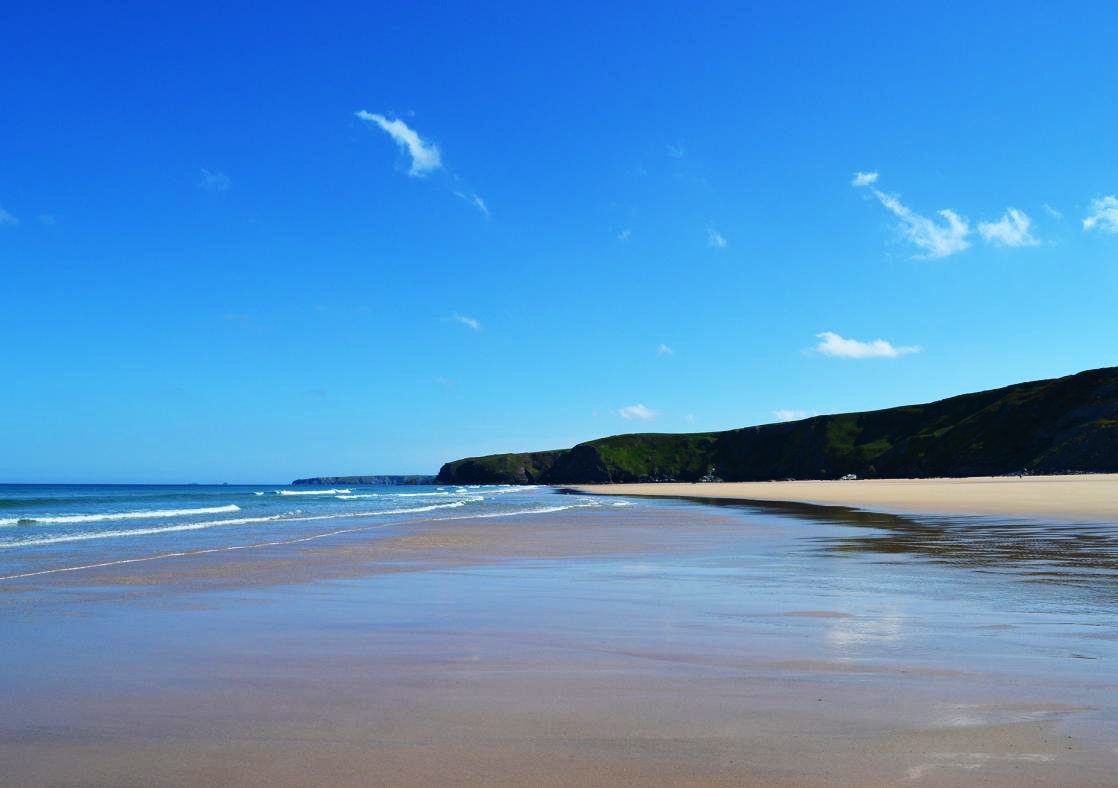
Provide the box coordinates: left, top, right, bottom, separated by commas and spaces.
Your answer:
3, 492, 1117, 784
570, 473, 1118, 521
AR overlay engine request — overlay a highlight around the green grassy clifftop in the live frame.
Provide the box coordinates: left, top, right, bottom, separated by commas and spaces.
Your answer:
435, 367, 1118, 484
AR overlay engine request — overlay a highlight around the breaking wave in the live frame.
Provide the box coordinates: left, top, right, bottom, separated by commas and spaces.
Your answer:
0, 504, 242, 527
434, 501, 600, 521
0, 499, 479, 549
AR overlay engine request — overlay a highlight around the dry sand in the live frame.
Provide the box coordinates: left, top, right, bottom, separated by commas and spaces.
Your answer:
574, 473, 1118, 520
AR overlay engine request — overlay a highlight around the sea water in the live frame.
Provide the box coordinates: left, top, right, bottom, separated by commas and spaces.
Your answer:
0, 483, 595, 580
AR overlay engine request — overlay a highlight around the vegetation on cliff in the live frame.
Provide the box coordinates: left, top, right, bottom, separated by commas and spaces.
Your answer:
435, 367, 1118, 484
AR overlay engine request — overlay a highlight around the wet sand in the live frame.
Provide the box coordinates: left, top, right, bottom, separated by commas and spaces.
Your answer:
574, 474, 1118, 520
2, 497, 1117, 785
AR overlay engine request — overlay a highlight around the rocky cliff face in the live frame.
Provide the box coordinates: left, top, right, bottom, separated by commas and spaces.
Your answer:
435, 367, 1118, 484
432, 451, 567, 485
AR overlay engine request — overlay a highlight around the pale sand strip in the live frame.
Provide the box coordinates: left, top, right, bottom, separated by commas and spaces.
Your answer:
573, 474, 1118, 520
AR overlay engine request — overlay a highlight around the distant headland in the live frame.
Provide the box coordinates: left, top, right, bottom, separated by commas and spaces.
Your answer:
436, 366, 1118, 485
291, 475, 436, 486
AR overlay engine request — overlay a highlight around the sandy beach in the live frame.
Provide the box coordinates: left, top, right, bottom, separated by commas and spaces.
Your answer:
3, 491, 1117, 786
574, 474, 1118, 521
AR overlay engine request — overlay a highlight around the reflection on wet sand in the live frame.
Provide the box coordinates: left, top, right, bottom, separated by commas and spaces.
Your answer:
681, 495, 1118, 591
2, 495, 1117, 785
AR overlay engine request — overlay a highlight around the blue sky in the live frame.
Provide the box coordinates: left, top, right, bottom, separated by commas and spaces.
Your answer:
3, 3, 1117, 483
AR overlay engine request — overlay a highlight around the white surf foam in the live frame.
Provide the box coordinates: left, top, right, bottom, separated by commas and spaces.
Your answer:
337, 491, 472, 500
0, 499, 482, 549
1, 514, 291, 546
433, 501, 600, 521
0, 514, 420, 582
276, 489, 351, 496
384, 491, 457, 497
0, 496, 605, 582
0, 504, 242, 527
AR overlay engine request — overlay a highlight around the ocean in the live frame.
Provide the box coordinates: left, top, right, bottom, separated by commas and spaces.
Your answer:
0, 482, 602, 581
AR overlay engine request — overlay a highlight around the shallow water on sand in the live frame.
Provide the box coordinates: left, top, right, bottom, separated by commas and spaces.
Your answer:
1, 492, 1116, 785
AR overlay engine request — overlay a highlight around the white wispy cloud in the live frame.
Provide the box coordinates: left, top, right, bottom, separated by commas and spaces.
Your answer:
707, 227, 727, 249
1083, 195, 1118, 233
618, 403, 660, 421
355, 111, 442, 177
454, 190, 489, 217
772, 409, 809, 422
814, 331, 920, 359
39, 213, 57, 226
854, 172, 972, 258
657, 343, 673, 356
618, 228, 632, 242
667, 144, 685, 159
451, 313, 481, 331
1042, 203, 1063, 220
0, 205, 18, 226
977, 207, 1038, 247
683, 413, 696, 424
855, 173, 1051, 256
872, 190, 970, 258
199, 169, 231, 191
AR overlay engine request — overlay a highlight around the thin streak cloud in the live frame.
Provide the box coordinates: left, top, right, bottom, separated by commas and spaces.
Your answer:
356, 111, 442, 177
451, 313, 481, 331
